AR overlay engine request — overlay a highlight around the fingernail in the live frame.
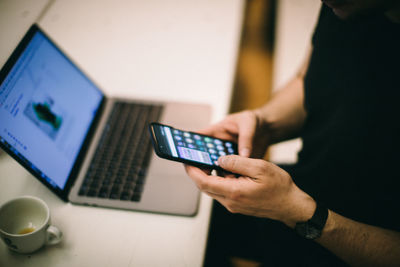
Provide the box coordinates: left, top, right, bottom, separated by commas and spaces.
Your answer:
218, 156, 226, 166
240, 148, 250, 157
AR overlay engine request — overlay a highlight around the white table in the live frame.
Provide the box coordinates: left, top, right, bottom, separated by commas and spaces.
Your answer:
0, 0, 244, 266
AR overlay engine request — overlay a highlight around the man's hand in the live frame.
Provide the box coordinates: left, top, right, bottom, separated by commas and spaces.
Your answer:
186, 155, 400, 266
199, 110, 270, 158
185, 154, 316, 227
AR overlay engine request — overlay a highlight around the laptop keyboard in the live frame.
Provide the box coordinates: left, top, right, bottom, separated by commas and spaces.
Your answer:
78, 101, 163, 202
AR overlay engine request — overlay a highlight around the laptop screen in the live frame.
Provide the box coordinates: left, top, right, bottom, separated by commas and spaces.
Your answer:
0, 26, 103, 193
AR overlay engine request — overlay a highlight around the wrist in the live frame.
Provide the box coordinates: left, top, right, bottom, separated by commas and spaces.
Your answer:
252, 107, 268, 127
253, 106, 273, 126
252, 107, 278, 141
252, 105, 289, 145
282, 189, 317, 229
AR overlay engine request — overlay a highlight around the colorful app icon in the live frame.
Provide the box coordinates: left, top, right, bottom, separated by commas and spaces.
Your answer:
214, 139, 223, 145
196, 140, 204, 146
225, 142, 232, 147
209, 148, 217, 154
211, 154, 219, 160
204, 137, 212, 143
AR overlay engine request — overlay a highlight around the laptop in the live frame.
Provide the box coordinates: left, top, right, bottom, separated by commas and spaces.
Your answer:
0, 24, 211, 216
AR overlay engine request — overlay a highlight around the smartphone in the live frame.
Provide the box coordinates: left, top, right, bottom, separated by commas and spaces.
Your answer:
149, 122, 238, 170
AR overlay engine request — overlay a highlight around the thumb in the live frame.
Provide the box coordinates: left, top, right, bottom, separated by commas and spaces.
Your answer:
218, 155, 264, 178
237, 111, 258, 157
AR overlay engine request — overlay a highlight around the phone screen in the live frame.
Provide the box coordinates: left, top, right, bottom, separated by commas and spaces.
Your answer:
150, 123, 238, 168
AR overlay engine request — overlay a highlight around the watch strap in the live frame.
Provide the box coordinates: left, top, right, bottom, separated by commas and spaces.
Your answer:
310, 202, 328, 229
295, 202, 328, 240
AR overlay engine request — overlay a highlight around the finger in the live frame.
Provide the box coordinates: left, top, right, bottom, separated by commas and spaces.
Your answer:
216, 169, 236, 178
196, 125, 217, 136
204, 191, 225, 199
196, 123, 237, 141
209, 194, 250, 215
218, 155, 269, 179
184, 164, 212, 176
210, 195, 229, 208
222, 172, 237, 178
237, 111, 257, 157
185, 165, 239, 196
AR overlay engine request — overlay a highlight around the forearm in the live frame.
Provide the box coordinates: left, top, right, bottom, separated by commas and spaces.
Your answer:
253, 47, 311, 145
254, 75, 307, 144
284, 193, 400, 266
281, 185, 400, 266
317, 211, 400, 267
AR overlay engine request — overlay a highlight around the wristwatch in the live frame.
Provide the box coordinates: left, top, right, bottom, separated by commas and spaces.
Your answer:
295, 202, 328, 240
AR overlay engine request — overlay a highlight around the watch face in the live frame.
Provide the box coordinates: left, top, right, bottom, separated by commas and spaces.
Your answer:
295, 222, 322, 240
305, 225, 322, 239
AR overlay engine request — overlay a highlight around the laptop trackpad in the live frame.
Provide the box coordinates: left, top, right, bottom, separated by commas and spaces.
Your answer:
141, 154, 200, 216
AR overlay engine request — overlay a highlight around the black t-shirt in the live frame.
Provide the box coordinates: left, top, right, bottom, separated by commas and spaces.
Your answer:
207, 6, 400, 267
293, 5, 400, 232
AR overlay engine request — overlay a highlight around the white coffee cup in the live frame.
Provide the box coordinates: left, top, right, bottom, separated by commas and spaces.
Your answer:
0, 196, 62, 254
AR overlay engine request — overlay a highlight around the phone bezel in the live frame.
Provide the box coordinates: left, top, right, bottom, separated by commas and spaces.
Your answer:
149, 122, 238, 171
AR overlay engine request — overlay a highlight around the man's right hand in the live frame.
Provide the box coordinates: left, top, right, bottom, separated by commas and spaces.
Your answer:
198, 110, 271, 159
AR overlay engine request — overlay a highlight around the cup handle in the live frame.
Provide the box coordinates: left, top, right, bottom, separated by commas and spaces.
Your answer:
46, 225, 63, 245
